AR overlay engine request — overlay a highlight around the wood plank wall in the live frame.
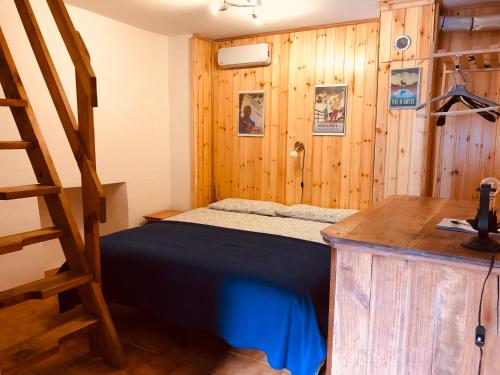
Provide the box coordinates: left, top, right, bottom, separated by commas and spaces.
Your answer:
207, 21, 380, 209
191, 37, 214, 207
372, 3, 437, 203
432, 4, 500, 201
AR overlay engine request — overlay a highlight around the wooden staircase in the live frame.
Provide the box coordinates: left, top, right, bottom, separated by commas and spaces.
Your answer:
0, 0, 126, 373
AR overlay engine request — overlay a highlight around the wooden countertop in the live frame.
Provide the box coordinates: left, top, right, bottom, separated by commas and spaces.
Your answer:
321, 195, 499, 268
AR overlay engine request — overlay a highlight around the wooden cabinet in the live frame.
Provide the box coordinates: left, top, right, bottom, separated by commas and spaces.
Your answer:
143, 210, 183, 224
322, 196, 500, 375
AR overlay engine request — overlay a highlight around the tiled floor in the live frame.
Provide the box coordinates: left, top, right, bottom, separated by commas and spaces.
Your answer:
0, 297, 290, 374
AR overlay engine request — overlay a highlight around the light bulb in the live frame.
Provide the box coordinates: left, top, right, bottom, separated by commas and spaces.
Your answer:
209, 1, 222, 15
480, 177, 500, 210
290, 150, 298, 159
481, 177, 500, 196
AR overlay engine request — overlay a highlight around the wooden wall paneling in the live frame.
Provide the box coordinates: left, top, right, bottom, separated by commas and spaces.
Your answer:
492, 70, 500, 179
417, 5, 433, 60
202, 21, 379, 209
403, 6, 419, 60
431, 5, 500, 200
318, 28, 335, 208
331, 247, 373, 374
329, 26, 347, 207
276, 34, 290, 203
302, 31, 318, 205
383, 62, 403, 197
285, 30, 316, 204
408, 60, 428, 195
395, 61, 414, 195
373, 3, 436, 201
359, 23, 379, 208
390, 8, 407, 62
191, 37, 213, 208
379, 10, 393, 64
338, 25, 356, 209
372, 62, 391, 203
348, 23, 368, 208
311, 29, 327, 207
431, 63, 448, 196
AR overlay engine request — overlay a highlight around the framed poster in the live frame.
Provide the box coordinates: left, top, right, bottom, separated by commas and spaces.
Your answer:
238, 90, 264, 136
313, 84, 347, 136
389, 67, 421, 109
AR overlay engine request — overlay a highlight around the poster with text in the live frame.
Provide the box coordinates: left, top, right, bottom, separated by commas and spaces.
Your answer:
389, 67, 421, 109
313, 84, 347, 136
238, 90, 264, 136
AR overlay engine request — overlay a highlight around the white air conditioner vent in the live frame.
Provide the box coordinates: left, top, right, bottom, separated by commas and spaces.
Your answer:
217, 43, 271, 69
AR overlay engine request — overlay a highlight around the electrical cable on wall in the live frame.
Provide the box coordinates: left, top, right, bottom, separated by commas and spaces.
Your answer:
475, 255, 496, 375
290, 141, 305, 204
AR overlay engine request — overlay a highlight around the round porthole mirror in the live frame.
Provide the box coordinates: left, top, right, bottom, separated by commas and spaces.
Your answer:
395, 35, 411, 52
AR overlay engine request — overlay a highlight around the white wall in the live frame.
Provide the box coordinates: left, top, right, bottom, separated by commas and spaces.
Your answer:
0, 1, 173, 289
168, 35, 192, 210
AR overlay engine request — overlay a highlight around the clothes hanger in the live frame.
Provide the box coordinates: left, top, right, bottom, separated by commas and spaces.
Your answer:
435, 96, 499, 126
416, 67, 500, 125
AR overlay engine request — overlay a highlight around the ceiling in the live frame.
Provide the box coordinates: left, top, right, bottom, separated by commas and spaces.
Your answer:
64, 0, 497, 39
64, 0, 379, 39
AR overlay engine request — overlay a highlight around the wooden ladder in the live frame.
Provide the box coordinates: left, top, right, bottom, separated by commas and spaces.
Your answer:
0, 0, 126, 373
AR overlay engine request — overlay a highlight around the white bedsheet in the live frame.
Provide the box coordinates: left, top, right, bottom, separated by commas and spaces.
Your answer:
163, 207, 330, 244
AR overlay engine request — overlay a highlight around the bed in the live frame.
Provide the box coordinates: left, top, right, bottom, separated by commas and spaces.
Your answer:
61, 200, 357, 375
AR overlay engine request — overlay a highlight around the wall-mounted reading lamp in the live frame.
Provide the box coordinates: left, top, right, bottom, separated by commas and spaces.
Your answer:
290, 141, 305, 203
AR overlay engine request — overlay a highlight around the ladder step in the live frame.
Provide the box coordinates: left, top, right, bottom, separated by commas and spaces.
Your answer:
0, 313, 98, 375
0, 98, 29, 107
0, 227, 64, 255
0, 270, 92, 309
0, 141, 35, 150
0, 184, 60, 200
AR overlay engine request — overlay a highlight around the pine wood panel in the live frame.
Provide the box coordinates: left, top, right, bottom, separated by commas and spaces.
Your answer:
207, 22, 379, 209
191, 37, 214, 208
373, 3, 436, 203
332, 251, 500, 375
432, 5, 500, 200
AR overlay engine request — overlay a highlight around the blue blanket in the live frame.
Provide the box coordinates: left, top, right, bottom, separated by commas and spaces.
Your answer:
74, 221, 330, 374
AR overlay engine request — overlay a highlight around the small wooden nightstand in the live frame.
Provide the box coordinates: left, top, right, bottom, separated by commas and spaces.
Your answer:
143, 210, 183, 223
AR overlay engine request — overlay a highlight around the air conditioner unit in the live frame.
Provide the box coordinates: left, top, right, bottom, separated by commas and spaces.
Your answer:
217, 43, 271, 69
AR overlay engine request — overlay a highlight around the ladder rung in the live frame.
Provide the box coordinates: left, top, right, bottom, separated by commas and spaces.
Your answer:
0, 98, 29, 107
0, 227, 64, 255
0, 270, 92, 309
0, 141, 35, 150
0, 184, 60, 200
0, 313, 98, 375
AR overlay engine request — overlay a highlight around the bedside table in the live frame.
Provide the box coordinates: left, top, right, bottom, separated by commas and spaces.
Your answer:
143, 210, 183, 224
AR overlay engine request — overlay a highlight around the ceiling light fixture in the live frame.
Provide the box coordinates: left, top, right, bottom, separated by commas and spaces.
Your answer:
210, 0, 262, 24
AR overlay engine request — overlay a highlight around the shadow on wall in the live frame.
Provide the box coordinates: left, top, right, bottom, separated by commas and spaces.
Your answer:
37, 182, 129, 271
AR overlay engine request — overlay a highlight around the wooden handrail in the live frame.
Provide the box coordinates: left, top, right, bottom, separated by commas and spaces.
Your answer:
46, 0, 97, 107
14, 0, 106, 282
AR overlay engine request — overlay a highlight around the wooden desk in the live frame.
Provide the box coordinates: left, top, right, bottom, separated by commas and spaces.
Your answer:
321, 195, 500, 375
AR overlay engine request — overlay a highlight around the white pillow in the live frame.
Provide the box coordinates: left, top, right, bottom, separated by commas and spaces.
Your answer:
276, 204, 357, 223
208, 198, 285, 217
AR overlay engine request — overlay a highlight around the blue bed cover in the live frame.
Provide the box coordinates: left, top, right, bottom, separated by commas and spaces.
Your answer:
65, 221, 330, 375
